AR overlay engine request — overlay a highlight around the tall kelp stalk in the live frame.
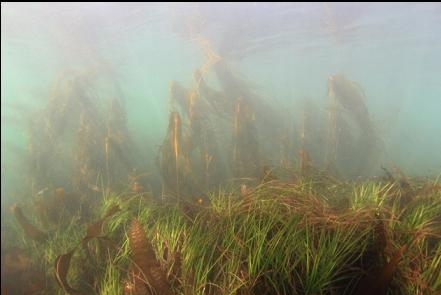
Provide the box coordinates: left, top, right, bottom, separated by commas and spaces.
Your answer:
168, 73, 229, 198
299, 99, 327, 169
169, 80, 215, 193
278, 116, 299, 171
24, 69, 112, 194
231, 97, 260, 180
104, 98, 137, 188
158, 111, 197, 201
25, 72, 82, 192
327, 74, 380, 178
22, 67, 142, 199
74, 109, 106, 192
192, 30, 286, 172
325, 101, 354, 179
192, 69, 230, 192
212, 59, 284, 164
190, 35, 288, 182
26, 115, 54, 193
175, 35, 229, 193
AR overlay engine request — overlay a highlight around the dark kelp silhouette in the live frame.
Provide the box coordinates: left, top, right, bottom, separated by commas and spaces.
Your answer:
327, 74, 380, 177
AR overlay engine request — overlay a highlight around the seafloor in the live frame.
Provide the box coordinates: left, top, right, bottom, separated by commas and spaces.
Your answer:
1, 173, 440, 295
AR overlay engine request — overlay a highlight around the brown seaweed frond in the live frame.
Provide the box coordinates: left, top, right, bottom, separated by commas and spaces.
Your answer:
11, 204, 47, 243
54, 249, 82, 295
53, 205, 120, 294
128, 218, 173, 295
81, 204, 121, 245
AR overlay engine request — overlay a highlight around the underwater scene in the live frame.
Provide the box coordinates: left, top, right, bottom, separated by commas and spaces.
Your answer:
1, 3, 440, 295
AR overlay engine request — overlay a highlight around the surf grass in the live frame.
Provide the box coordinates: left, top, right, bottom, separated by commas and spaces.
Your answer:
2, 178, 440, 294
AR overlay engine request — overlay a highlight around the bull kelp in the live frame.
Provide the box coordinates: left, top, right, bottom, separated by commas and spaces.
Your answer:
2, 3, 441, 295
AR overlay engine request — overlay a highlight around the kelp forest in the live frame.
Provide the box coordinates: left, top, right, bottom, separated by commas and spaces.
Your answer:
1, 3, 440, 295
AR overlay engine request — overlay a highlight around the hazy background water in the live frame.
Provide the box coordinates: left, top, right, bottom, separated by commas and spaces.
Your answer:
2, 3, 441, 209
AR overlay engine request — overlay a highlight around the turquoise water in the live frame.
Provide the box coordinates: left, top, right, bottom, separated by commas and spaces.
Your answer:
1, 3, 441, 209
